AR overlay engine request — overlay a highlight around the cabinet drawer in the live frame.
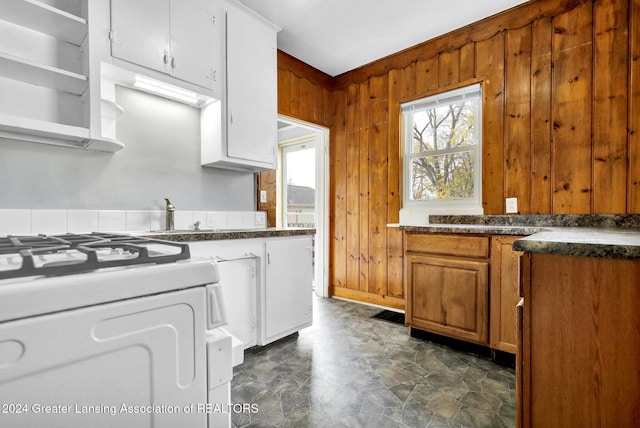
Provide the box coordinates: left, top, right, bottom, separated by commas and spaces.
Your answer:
406, 233, 489, 258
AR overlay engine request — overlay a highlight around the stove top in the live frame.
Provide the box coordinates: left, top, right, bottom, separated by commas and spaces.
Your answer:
0, 233, 190, 280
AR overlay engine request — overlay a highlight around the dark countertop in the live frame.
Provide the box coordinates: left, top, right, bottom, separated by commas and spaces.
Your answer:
399, 215, 640, 260
143, 227, 315, 242
511, 227, 640, 260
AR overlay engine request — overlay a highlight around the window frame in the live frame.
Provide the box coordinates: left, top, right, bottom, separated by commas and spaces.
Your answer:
401, 83, 483, 213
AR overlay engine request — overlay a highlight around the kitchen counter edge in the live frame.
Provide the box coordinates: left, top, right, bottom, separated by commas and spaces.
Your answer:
399, 224, 640, 260
143, 228, 316, 242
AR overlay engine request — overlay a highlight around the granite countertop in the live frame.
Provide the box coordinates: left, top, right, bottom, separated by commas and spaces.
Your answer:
143, 227, 315, 242
399, 215, 640, 260
512, 227, 640, 260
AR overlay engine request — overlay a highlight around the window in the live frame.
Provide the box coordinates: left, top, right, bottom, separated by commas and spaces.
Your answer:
401, 84, 482, 213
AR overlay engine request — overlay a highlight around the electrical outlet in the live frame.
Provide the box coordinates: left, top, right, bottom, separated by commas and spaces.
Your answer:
260, 190, 267, 203
505, 197, 518, 213
255, 212, 266, 226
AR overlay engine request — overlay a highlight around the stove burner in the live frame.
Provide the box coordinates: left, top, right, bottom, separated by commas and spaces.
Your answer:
0, 233, 190, 280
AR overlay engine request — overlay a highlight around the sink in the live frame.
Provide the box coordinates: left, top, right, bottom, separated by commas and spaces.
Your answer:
148, 229, 218, 234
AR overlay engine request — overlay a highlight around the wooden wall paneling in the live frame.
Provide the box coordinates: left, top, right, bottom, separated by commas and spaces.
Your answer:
316, 86, 329, 125
332, 0, 589, 89
439, 49, 460, 87
387, 69, 403, 299
551, 2, 593, 213
593, 0, 629, 213
476, 32, 506, 214
368, 75, 390, 296
504, 25, 533, 214
631, 0, 640, 212
358, 80, 370, 291
346, 83, 361, 290
530, 17, 553, 214
299, 78, 315, 122
415, 56, 439, 95
330, 89, 348, 291
278, 69, 292, 117
459, 41, 476, 82
257, 170, 277, 227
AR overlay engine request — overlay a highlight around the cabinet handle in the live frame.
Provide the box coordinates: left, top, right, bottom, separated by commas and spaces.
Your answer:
163, 52, 169, 65
267, 253, 271, 264
229, 112, 233, 124
213, 70, 217, 82
171, 56, 176, 69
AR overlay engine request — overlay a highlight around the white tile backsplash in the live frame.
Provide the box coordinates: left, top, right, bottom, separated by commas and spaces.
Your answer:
206, 212, 228, 230
125, 210, 151, 232
174, 211, 193, 230
149, 210, 165, 232
98, 210, 126, 232
0, 209, 30, 235
67, 210, 98, 233
31, 210, 67, 234
0, 210, 268, 236
227, 212, 243, 229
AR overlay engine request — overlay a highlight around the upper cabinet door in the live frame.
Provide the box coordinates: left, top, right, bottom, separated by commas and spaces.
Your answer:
110, 0, 171, 75
225, 2, 277, 166
170, 0, 221, 93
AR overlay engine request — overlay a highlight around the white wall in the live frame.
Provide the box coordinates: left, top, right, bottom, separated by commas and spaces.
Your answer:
0, 85, 255, 211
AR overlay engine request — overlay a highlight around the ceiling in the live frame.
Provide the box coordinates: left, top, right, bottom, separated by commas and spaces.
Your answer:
236, 0, 529, 77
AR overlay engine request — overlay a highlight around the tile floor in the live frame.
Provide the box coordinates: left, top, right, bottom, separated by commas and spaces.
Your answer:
230, 295, 516, 428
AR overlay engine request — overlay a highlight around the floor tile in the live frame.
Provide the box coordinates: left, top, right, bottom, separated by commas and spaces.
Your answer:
231, 296, 515, 428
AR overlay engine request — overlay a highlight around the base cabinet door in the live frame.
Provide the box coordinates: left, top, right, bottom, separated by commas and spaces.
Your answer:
263, 237, 313, 344
489, 236, 523, 353
215, 257, 257, 349
407, 254, 489, 344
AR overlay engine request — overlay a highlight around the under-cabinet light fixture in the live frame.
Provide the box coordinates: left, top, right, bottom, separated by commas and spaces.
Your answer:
132, 76, 200, 106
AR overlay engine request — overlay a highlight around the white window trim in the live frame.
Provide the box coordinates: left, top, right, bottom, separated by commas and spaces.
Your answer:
400, 84, 483, 223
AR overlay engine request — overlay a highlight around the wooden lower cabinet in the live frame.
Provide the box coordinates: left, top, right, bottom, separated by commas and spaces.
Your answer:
405, 233, 490, 345
518, 253, 640, 427
489, 236, 523, 353
405, 233, 525, 351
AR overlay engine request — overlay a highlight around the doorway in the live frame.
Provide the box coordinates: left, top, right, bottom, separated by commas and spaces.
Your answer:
277, 116, 329, 298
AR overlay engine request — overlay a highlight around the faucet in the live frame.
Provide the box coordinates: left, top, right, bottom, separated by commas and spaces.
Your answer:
164, 198, 175, 230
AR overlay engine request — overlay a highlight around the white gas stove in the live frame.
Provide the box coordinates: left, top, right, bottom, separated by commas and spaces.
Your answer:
0, 233, 232, 428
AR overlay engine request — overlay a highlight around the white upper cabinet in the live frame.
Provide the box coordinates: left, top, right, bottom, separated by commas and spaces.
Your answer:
201, 0, 279, 172
225, 0, 277, 166
110, 0, 221, 95
0, 0, 123, 152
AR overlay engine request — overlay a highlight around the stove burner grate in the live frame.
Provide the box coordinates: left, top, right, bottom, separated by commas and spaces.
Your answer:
0, 233, 190, 280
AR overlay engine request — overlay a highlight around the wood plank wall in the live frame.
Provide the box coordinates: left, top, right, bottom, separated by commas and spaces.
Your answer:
274, 0, 640, 309
258, 51, 332, 227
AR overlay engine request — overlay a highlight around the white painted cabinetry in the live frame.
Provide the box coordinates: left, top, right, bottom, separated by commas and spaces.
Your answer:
189, 234, 313, 353
201, 0, 279, 172
0, 0, 122, 151
215, 257, 258, 349
264, 236, 314, 344
110, 0, 221, 95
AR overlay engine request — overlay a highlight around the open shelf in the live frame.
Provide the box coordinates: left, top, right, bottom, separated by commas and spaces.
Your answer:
2, 0, 87, 45
0, 113, 123, 152
0, 51, 88, 95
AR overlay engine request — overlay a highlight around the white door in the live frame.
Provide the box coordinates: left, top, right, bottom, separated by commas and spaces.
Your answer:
263, 237, 313, 344
110, 0, 170, 74
170, 0, 221, 92
0, 288, 207, 428
277, 116, 330, 298
225, 2, 277, 165
281, 141, 316, 228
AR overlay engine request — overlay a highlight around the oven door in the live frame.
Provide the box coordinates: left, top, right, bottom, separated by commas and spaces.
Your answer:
0, 288, 207, 428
